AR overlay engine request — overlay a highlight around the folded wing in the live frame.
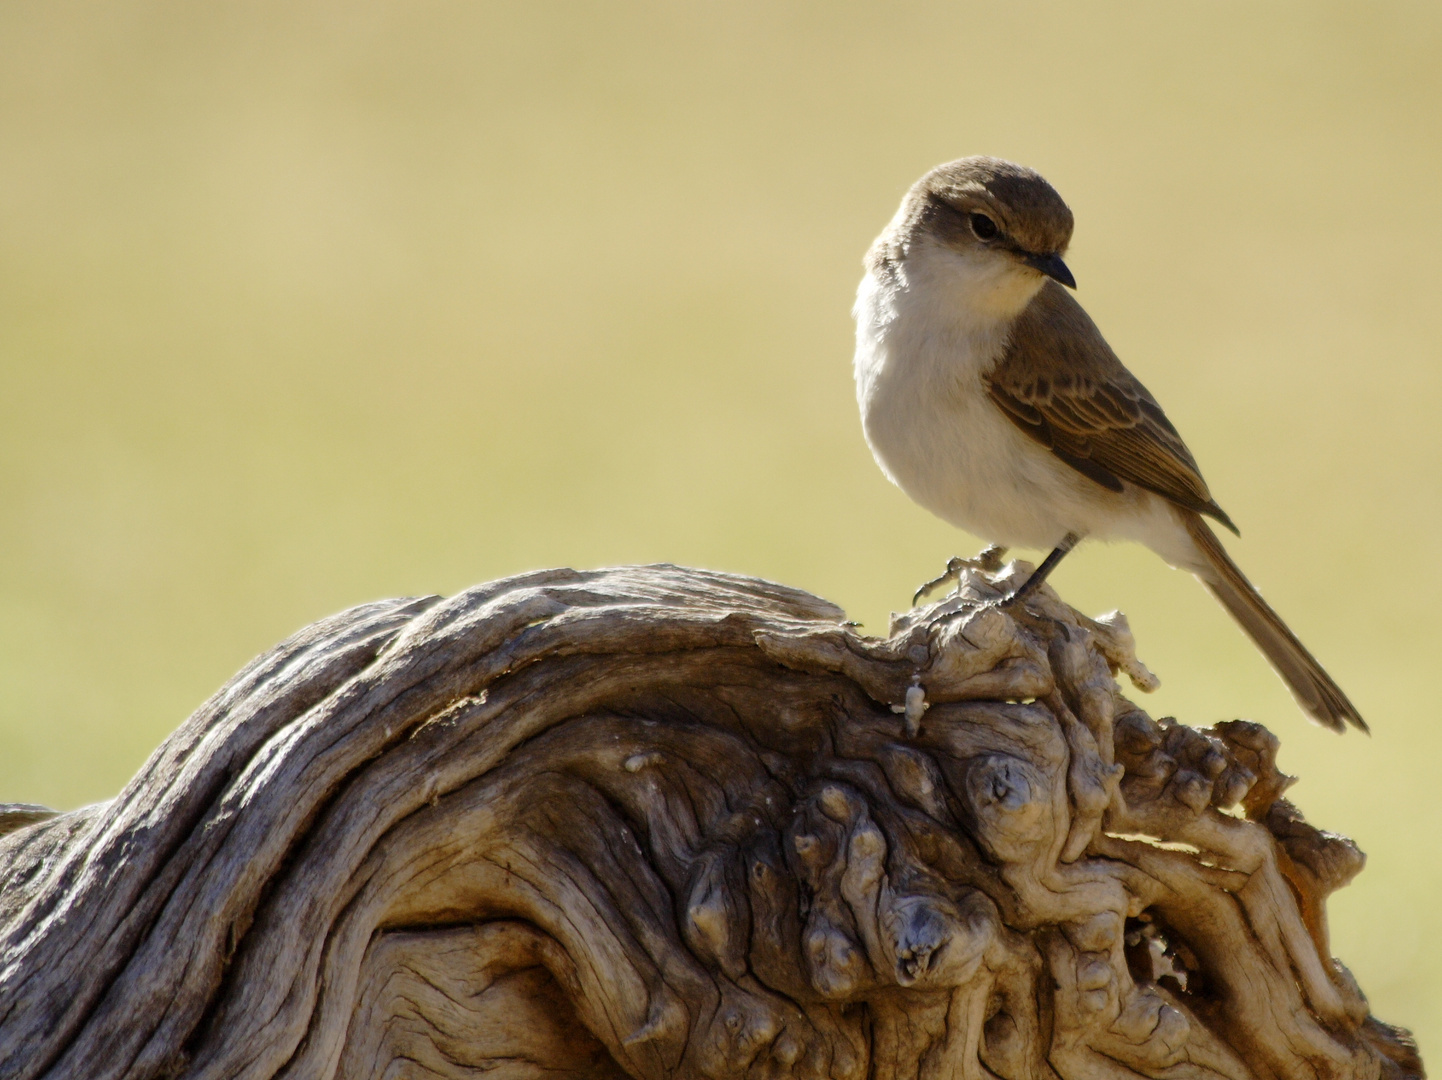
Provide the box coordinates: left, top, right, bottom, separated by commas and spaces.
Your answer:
984, 281, 1238, 535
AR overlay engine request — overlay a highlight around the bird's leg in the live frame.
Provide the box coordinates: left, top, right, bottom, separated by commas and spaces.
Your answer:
913, 557, 965, 606
1000, 532, 1081, 608
913, 544, 1010, 606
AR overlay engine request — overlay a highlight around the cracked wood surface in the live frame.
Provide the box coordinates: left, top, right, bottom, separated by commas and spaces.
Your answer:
0, 563, 1423, 1080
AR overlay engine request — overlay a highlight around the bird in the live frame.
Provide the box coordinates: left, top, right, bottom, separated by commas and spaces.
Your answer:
852, 156, 1365, 732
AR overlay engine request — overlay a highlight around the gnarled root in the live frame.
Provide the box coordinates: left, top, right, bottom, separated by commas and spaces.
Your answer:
0, 563, 1421, 1080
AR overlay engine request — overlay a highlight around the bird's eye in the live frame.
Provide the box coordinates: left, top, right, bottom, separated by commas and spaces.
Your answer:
969, 213, 999, 241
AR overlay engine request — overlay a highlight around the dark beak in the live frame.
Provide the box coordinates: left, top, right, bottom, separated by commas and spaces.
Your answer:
1024, 251, 1076, 289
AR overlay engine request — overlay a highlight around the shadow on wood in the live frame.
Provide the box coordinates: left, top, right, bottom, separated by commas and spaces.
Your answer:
0, 563, 1424, 1080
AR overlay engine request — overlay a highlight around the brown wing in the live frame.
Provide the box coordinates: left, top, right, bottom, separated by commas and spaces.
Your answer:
985, 281, 1238, 534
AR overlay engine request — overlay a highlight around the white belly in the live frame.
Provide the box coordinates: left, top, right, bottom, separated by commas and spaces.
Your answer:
852, 263, 1183, 556
857, 339, 1088, 548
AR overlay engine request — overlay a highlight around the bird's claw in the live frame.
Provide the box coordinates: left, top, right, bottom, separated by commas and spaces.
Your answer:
912, 546, 1009, 606
912, 556, 966, 606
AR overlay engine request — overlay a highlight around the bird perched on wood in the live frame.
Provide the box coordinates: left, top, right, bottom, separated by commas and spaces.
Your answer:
853, 156, 1365, 732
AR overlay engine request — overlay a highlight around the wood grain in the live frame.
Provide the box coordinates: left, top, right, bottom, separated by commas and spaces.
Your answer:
0, 563, 1421, 1080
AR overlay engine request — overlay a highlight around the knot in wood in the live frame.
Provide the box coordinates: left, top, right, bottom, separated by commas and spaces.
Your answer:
0, 565, 1420, 1080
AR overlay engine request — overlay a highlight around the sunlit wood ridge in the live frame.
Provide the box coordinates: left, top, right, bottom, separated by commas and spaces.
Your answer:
0, 564, 1422, 1080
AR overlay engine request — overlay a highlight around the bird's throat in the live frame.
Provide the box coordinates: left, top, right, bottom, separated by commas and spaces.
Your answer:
916, 244, 1046, 327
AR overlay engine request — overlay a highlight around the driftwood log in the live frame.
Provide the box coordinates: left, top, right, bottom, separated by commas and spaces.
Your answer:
0, 562, 1423, 1080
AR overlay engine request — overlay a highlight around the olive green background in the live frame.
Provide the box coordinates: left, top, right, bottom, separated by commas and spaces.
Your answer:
1, 0, 1437, 1051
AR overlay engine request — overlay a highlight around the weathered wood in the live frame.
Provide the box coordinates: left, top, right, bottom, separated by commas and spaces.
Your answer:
0, 563, 1422, 1080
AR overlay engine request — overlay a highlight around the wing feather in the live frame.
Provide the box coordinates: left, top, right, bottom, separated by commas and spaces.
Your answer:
984, 282, 1239, 535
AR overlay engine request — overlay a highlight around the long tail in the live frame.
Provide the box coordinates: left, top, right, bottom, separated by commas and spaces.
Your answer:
1181, 511, 1367, 733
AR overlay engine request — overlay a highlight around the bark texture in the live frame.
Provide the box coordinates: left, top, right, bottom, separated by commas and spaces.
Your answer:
0, 562, 1423, 1080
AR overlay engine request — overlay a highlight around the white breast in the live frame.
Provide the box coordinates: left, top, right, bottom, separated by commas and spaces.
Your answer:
853, 243, 1129, 550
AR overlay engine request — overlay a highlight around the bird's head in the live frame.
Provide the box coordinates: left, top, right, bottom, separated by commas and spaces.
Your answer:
869, 157, 1077, 298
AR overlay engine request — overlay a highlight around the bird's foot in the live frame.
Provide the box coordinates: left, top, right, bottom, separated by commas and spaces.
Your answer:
912, 557, 965, 606
911, 545, 1009, 606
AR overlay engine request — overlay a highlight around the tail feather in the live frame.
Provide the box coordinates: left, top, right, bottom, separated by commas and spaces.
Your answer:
1182, 512, 1367, 733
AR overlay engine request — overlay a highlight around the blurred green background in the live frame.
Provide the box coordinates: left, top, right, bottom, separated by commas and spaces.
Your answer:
1, 0, 1437, 1050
